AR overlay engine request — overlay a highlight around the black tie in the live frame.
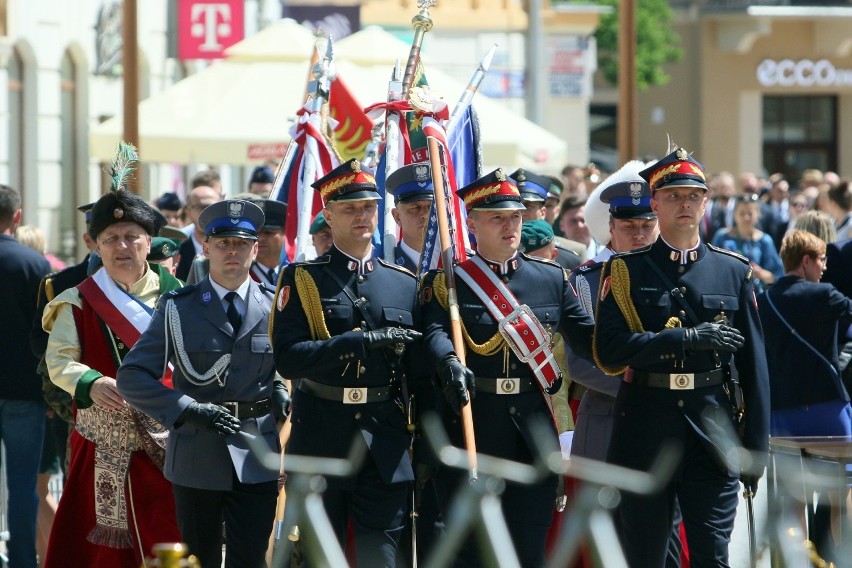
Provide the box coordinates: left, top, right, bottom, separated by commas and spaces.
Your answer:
267, 267, 276, 284
224, 291, 242, 332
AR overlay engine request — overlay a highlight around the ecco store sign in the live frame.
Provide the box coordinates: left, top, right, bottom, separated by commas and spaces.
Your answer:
757, 59, 852, 88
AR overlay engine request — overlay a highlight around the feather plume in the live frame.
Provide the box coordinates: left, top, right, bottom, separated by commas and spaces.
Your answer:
109, 141, 138, 193
665, 133, 678, 155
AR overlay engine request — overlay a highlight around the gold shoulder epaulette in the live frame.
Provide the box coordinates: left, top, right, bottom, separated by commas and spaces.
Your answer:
294, 266, 331, 341
591, 257, 640, 376
706, 243, 749, 264
376, 257, 416, 277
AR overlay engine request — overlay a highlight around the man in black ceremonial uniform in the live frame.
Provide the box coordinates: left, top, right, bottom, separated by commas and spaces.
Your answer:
272, 159, 422, 567
594, 147, 770, 567
420, 168, 595, 567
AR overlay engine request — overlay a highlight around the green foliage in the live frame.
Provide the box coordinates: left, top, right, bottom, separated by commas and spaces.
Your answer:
558, 0, 683, 90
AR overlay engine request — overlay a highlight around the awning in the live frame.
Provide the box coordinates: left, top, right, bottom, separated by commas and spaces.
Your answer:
90, 20, 567, 172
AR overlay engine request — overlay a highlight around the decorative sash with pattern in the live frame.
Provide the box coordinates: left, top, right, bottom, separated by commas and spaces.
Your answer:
455, 256, 562, 395
75, 269, 168, 549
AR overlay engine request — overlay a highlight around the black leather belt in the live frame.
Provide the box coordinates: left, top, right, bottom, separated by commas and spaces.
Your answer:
475, 377, 537, 395
221, 398, 271, 419
625, 367, 727, 390
299, 379, 392, 404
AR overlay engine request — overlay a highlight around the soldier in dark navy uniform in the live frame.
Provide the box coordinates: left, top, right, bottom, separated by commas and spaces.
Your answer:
594, 147, 770, 567
272, 159, 422, 567
385, 162, 434, 273
420, 168, 595, 567
118, 199, 287, 568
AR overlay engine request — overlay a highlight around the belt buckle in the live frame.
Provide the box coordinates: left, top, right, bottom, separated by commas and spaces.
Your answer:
498, 378, 520, 395
343, 387, 368, 404
670, 373, 694, 390
222, 401, 239, 419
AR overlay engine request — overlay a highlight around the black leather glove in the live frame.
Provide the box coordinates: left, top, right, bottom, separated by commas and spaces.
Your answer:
741, 473, 760, 497
684, 322, 744, 352
363, 327, 423, 350
178, 402, 241, 436
272, 380, 291, 422
437, 355, 475, 415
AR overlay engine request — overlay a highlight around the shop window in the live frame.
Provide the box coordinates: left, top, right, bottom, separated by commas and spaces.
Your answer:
763, 95, 836, 184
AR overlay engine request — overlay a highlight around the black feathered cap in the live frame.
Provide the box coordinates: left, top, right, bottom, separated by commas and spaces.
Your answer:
88, 142, 159, 239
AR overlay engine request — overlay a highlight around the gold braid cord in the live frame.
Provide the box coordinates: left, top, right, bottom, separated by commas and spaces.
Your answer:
295, 267, 331, 341
593, 258, 644, 376
433, 272, 505, 356
664, 317, 682, 329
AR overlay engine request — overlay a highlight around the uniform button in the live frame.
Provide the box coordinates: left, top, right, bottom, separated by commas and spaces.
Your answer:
360, 297, 367, 303
510, 363, 517, 370
677, 400, 684, 408
349, 352, 355, 357
679, 287, 686, 294
339, 355, 344, 360
357, 275, 365, 283
354, 412, 362, 420
326, 309, 332, 315
359, 366, 366, 374
677, 266, 685, 274
509, 407, 517, 415
660, 355, 665, 360
679, 311, 686, 318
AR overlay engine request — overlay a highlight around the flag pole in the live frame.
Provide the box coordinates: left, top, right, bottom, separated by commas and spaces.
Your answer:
382, 61, 404, 262
427, 135, 478, 483
446, 43, 496, 136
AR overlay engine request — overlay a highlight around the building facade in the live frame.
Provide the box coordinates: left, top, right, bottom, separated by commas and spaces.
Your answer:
630, 1, 852, 182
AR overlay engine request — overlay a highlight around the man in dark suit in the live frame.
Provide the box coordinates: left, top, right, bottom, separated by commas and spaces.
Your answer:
385, 162, 434, 273
420, 168, 595, 566
594, 147, 770, 567
118, 199, 288, 568
272, 159, 421, 567
0, 184, 51, 568
823, 237, 852, 299
175, 184, 221, 281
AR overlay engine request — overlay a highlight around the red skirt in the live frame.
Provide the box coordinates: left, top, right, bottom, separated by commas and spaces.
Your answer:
44, 430, 181, 568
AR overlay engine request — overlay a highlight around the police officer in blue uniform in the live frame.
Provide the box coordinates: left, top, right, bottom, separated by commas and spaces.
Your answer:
594, 147, 770, 567
272, 159, 422, 567
420, 168, 595, 567
567, 160, 658, 461
117, 199, 288, 568
511, 168, 582, 270
386, 162, 434, 273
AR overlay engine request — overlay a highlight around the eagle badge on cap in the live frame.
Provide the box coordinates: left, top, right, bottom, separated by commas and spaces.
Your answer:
228, 201, 244, 224
350, 160, 361, 173
629, 182, 642, 205
415, 164, 430, 184
676, 147, 689, 161
496, 168, 507, 182
113, 208, 124, 219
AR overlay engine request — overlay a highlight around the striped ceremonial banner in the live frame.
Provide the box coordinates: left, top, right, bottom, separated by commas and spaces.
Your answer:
276, 102, 339, 262
418, 105, 480, 273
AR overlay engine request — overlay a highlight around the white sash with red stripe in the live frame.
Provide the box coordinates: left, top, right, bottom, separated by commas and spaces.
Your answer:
455, 256, 562, 395
78, 268, 154, 348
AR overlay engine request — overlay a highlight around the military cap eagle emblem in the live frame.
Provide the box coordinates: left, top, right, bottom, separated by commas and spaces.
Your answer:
676, 147, 689, 161
228, 201, 244, 223
415, 164, 430, 183
496, 168, 507, 182
629, 182, 642, 205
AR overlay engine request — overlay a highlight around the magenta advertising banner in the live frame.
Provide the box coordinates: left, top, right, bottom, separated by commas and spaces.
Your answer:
177, 0, 245, 60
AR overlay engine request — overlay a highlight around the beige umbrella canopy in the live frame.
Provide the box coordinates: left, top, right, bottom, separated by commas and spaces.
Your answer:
90, 20, 568, 171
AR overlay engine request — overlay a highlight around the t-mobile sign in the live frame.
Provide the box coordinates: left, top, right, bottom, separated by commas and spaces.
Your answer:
177, 0, 244, 60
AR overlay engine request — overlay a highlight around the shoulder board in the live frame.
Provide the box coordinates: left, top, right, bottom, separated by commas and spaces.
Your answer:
706, 243, 750, 264
167, 284, 197, 298
257, 282, 276, 295
611, 244, 652, 260
575, 259, 602, 274
377, 257, 416, 277
520, 252, 562, 270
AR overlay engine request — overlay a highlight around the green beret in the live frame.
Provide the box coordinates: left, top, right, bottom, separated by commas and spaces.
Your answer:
147, 237, 181, 262
309, 211, 328, 235
520, 219, 555, 252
